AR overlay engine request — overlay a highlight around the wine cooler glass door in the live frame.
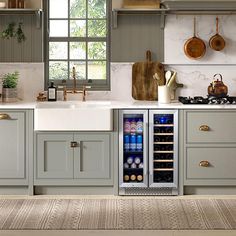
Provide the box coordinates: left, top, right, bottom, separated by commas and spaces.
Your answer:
149, 110, 178, 188
119, 110, 148, 188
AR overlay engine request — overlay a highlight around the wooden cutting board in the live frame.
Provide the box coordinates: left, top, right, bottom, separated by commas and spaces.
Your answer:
132, 51, 165, 101
123, 0, 160, 9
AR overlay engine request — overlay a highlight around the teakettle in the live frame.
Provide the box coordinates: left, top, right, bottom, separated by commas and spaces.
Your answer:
208, 74, 228, 97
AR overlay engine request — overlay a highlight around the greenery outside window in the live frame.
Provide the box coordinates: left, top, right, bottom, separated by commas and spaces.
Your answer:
45, 0, 110, 90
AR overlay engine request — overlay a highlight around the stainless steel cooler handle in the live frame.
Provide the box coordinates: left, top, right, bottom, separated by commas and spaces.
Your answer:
144, 121, 149, 179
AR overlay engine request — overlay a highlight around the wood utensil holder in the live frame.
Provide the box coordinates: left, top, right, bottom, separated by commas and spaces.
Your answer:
123, 0, 160, 9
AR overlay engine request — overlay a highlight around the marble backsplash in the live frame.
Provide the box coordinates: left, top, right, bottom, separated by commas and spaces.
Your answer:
1, 15, 236, 102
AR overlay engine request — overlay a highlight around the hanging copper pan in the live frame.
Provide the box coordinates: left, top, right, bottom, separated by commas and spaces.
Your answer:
209, 17, 225, 51
184, 17, 206, 60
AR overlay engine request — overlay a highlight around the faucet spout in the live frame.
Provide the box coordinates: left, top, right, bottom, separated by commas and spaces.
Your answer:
72, 66, 77, 93
82, 85, 92, 102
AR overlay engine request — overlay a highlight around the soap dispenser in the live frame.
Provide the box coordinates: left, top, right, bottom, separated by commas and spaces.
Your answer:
48, 81, 57, 101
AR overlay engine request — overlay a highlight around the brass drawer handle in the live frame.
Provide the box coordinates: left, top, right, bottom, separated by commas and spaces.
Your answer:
199, 160, 210, 167
199, 125, 210, 131
0, 113, 12, 120
70, 142, 79, 148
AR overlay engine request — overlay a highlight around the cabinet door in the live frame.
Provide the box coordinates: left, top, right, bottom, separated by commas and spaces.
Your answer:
0, 111, 25, 178
74, 133, 111, 180
36, 133, 74, 179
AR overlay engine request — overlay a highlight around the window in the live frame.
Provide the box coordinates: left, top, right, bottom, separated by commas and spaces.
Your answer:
45, 0, 110, 90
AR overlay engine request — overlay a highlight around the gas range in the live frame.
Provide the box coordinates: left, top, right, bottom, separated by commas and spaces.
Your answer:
179, 96, 236, 105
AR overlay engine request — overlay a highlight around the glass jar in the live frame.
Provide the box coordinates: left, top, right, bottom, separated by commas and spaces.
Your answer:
8, 0, 17, 8
17, 0, 25, 8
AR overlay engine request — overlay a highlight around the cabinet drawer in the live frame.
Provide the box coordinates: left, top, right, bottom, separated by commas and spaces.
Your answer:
186, 111, 236, 143
186, 147, 236, 180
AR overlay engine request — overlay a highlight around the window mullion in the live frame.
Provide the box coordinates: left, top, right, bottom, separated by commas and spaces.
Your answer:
68, 0, 70, 81
85, 0, 88, 81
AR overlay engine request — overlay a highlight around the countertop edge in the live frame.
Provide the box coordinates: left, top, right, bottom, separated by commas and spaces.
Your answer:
1, 100, 236, 109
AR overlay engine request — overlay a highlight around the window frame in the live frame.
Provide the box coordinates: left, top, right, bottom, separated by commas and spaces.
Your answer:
44, 0, 111, 91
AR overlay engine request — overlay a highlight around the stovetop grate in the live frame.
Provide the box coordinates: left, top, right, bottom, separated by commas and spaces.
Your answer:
179, 96, 236, 105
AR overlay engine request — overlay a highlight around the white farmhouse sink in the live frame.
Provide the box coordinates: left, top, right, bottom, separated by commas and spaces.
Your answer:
34, 101, 113, 131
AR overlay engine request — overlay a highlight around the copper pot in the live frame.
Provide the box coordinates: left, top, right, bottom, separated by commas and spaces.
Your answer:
184, 17, 206, 60
208, 74, 228, 97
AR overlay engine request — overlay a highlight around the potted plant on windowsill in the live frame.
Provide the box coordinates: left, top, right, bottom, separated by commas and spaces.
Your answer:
2, 71, 19, 102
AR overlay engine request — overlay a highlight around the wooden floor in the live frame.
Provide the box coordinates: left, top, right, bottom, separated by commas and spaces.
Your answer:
0, 230, 235, 236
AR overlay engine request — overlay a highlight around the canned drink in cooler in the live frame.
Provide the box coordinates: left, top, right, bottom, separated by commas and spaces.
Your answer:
124, 118, 131, 133
134, 157, 141, 165
139, 162, 144, 169
136, 134, 143, 151
124, 175, 130, 182
127, 156, 134, 164
137, 175, 143, 182
130, 119, 136, 133
131, 163, 137, 169
130, 133, 137, 151
136, 118, 143, 133
130, 175, 136, 181
123, 163, 129, 169
124, 134, 130, 151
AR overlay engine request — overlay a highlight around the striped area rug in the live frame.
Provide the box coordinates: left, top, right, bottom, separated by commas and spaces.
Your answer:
0, 198, 235, 230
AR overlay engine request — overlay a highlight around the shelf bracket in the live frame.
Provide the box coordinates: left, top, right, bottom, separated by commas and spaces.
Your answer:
112, 10, 118, 29
35, 10, 42, 29
160, 12, 166, 29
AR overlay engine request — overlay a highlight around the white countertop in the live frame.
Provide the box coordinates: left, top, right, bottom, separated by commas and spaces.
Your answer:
0, 100, 236, 109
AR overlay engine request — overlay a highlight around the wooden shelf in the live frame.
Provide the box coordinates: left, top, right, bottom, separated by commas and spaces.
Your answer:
154, 124, 174, 127
154, 168, 174, 171
154, 142, 173, 145
154, 133, 174, 136
154, 151, 174, 154
0, 9, 43, 28
153, 160, 174, 162
112, 1, 236, 28
112, 8, 167, 28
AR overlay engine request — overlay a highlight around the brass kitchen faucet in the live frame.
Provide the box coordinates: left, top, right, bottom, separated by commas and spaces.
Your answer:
63, 67, 91, 102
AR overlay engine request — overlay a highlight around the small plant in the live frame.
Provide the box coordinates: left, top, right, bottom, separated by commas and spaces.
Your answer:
1, 22, 26, 43
16, 23, 26, 43
2, 71, 19, 88
1, 22, 16, 39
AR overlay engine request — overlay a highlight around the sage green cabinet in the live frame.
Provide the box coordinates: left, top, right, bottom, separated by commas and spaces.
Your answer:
183, 110, 236, 186
0, 110, 33, 186
73, 134, 110, 180
36, 133, 74, 179
35, 132, 113, 186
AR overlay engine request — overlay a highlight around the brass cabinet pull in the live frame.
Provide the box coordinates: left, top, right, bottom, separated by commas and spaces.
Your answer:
199, 125, 210, 131
70, 142, 79, 148
199, 160, 210, 167
0, 113, 12, 120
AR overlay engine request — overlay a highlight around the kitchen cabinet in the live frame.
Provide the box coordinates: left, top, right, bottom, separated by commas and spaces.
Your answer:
35, 132, 113, 186
0, 110, 33, 186
183, 110, 236, 186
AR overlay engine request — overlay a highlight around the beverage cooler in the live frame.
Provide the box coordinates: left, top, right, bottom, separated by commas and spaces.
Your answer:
119, 110, 178, 195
